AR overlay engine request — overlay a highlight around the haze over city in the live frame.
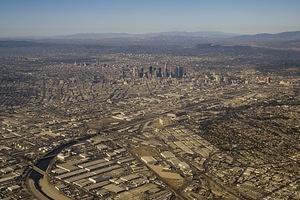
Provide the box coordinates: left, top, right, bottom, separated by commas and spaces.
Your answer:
1, 0, 300, 37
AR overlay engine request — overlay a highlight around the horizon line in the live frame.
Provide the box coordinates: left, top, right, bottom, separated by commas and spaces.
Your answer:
1, 30, 300, 39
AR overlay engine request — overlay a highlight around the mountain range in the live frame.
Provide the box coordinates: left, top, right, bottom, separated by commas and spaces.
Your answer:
232, 31, 300, 42
1, 31, 300, 50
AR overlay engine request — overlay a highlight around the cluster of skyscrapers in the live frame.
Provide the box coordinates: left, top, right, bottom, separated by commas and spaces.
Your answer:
134, 64, 185, 79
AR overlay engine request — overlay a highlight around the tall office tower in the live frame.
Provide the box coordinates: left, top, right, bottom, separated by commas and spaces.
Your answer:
164, 62, 168, 77
122, 66, 125, 78
178, 66, 184, 78
157, 67, 162, 77
149, 66, 153, 77
139, 67, 144, 78
175, 66, 184, 78
266, 77, 271, 84
132, 67, 136, 77
175, 66, 179, 78
153, 67, 157, 76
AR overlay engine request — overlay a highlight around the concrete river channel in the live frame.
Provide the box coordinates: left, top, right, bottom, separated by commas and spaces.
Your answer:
25, 135, 93, 200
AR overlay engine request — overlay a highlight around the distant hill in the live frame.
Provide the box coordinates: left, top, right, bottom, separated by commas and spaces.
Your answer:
52, 32, 138, 40
0, 31, 300, 51
50, 31, 237, 40
232, 31, 300, 42
222, 31, 300, 50
0, 31, 236, 47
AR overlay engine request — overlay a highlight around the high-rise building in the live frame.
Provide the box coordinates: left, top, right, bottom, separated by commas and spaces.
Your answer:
164, 62, 168, 77
157, 67, 162, 77
132, 67, 138, 77
178, 66, 184, 78
149, 66, 153, 77
175, 66, 184, 78
139, 67, 144, 78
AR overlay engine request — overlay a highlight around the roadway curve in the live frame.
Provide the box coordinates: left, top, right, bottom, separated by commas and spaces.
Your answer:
24, 139, 86, 200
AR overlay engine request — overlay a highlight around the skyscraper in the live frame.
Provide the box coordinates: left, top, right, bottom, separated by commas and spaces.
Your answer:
178, 66, 184, 78
175, 66, 184, 78
149, 66, 153, 77
139, 67, 144, 78
164, 62, 168, 78
157, 67, 162, 77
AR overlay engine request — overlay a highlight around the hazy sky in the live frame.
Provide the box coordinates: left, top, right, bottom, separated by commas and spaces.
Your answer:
1, 0, 300, 37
